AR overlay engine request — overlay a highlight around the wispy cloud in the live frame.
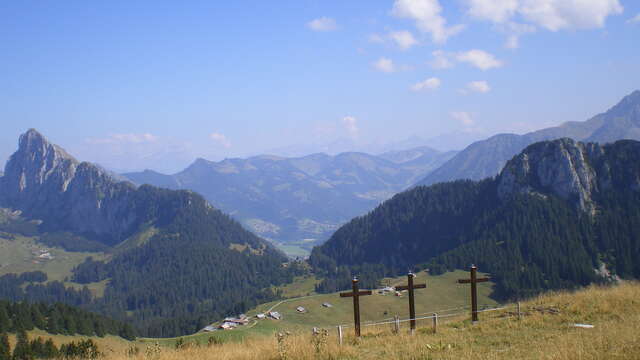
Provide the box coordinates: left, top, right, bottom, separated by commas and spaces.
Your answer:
368, 30, 419, 50
372, 57, 396, 73
462, 80, 491, 94
209, 132, 232, 148
85, 133, 158, 145
429, 50, 454, 69
342, 116, 359, 138
307, 17, 338, 32
627, 14, 640, 24
411, 77, 441, 91
456, 50, 503, 70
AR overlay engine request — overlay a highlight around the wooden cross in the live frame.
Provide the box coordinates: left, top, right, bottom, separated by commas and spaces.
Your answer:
340, 277, 372, 337
395, 272, 426, 333
457, 265, 490, 323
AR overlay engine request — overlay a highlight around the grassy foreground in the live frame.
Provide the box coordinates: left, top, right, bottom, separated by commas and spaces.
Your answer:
111, 282, 639, 360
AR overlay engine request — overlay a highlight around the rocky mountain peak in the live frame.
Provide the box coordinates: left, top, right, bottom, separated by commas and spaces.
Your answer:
3, 129, 78, 195
0, 129, 138, 243
604, 90, 640, 120
497, 138, 603, 214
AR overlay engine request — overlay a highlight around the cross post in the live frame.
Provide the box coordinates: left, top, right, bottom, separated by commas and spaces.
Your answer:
457, 265, 490, 323
339, 277, 372, 337
395, 272, 426, 333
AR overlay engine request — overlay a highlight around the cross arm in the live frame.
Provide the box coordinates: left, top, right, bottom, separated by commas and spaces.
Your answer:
340, 290, 372, 297
395, 284, 426, 291
457, 277, 490, 284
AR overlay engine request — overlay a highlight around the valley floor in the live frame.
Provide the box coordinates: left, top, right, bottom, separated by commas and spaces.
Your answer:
109, 281, 639, 360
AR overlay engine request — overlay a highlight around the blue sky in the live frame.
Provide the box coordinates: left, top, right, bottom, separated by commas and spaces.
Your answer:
1, 0, 639, 173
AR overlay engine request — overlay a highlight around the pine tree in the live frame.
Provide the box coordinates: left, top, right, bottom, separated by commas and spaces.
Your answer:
12, 330, 32, 360
0, 308, 10, 334
42, 339, 58, 359
0, 333, 11, 360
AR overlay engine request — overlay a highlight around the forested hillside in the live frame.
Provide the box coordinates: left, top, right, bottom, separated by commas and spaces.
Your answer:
311, 139, 640, 300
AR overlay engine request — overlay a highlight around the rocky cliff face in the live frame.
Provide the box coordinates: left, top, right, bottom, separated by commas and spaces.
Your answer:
0, 129, 140, 244
497, 138, 640, 214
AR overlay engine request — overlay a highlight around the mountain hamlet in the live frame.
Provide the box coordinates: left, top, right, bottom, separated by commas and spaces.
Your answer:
0, 90, 639, 346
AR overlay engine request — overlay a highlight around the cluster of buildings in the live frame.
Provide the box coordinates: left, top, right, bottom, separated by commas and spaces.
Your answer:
377, 286, 406, 297
32, 247, 54, 262
201, 301, 337, 332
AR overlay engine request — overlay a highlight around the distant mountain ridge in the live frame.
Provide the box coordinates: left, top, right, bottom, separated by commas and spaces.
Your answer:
124, 146, 456, 250
311, 138, 640, 299
419, 90, 640, 186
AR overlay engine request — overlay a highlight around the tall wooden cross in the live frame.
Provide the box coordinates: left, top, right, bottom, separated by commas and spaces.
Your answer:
457, 265, 490, 323
395, 272, 426, 334
340, 277, 372, 337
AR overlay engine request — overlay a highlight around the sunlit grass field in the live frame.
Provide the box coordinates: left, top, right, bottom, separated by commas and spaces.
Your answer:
137, 270, 496, 346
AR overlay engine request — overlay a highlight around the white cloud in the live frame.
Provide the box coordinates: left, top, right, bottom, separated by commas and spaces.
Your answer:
368, 30, 419, 50
388, 30, 419, 50
465, 80, 491, 93
411, 77, 441, 91
627, 13, 640, 24
456, 50, 503, 70
451, 111, 475, 129
307, 17, 338, 32
391, 0, 465, 44
519, 0, 623, 31
466, 0, 519, 23
464, 0, 623, 31
342, 116, 359, 138
429, 50, 454, 69
209, 132, 231, 148
373, 57, 396, 73
86, 133, 158, 145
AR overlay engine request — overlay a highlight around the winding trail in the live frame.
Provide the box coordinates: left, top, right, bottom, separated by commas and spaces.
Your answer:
264, 294, 324, 313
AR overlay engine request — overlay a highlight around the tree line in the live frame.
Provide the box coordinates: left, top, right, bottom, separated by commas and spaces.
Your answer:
0, 330, 100, 360
0, 299, 135, 340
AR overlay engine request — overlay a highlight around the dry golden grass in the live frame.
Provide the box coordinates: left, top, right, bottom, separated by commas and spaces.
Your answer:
51, 282, 640, 360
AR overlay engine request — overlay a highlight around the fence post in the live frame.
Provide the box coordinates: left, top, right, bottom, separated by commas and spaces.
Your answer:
432, 313, 438, 334
394, 315, 400, 334
517, 301, 522, 321
337, 325, 343, 345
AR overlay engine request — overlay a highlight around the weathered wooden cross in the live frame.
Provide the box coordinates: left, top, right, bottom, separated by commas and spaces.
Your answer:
457, 265, 490, 323
395, 272, 426, 334
340, 277, 372, 337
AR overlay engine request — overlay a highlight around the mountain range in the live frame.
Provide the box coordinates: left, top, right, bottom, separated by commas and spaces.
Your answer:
311, 138, 640, 299
123, 146, 456, 253
419, 90, 640, 186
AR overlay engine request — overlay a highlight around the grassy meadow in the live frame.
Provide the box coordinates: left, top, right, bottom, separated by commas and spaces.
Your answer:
137, 270, 496, 346
0, 234, 109, 296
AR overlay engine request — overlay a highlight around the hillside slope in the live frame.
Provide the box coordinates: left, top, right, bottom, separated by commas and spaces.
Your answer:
419, 90, 640, 186
311, 138, 640, 299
